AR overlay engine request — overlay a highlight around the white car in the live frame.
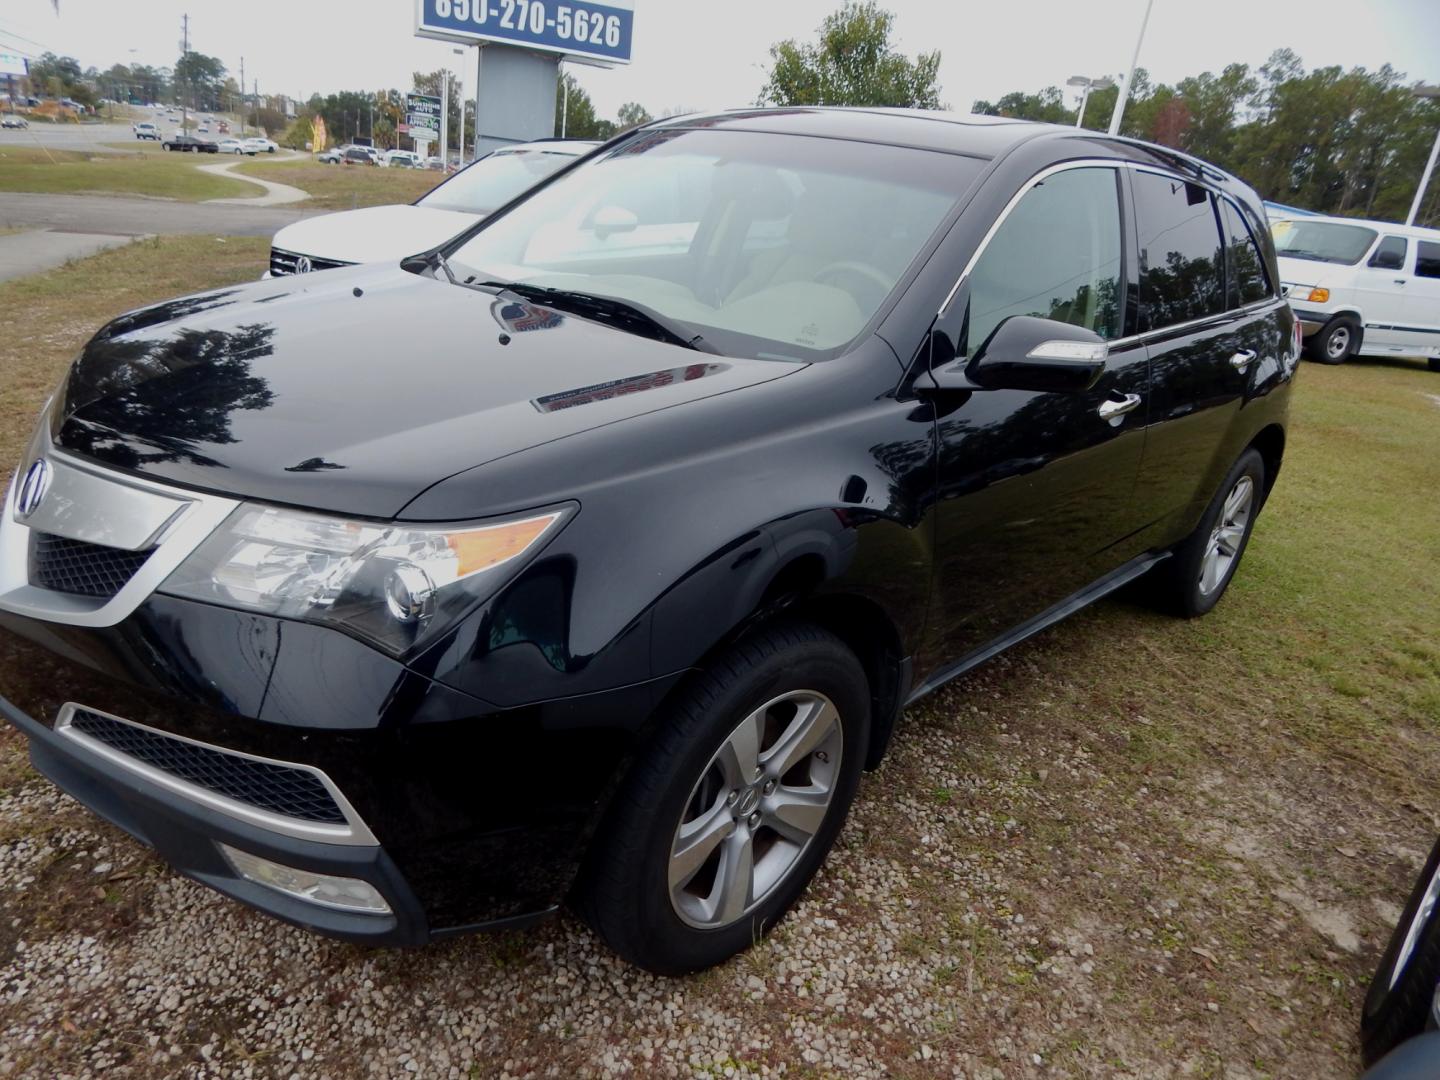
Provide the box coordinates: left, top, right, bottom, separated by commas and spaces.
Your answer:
216, 138, 254, 155
133, 121, 161, 141
382, 149, 422, 168
1272, 214, 1440, 369
243, 137, 278, 154
265, 140, 597, 277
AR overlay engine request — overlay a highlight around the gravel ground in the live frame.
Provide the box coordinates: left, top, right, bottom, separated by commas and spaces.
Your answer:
0, 621, 1425, 1079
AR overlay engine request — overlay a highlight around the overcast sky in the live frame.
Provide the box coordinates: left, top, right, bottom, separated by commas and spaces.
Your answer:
3, 0, 1438, 120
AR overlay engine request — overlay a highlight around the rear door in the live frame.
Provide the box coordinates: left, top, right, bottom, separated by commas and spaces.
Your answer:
1129, 172, 1281, 542
1400, 240, 1440, 357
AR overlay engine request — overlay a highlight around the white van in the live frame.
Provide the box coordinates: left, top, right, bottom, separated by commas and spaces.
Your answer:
1270, 213, 1440, 370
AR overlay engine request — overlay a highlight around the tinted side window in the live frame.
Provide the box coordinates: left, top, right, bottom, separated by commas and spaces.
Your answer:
965, 167, 1122, 354
1417, 241, 1440, 279
1220, 200, 1271, 307
1132, 173, 1225, 331
1369, 235, 1408, 271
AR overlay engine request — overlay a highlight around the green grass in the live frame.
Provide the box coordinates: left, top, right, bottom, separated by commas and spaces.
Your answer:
233, 156, 441, 210
0, 235, 269, 465
0, 145, 254, 201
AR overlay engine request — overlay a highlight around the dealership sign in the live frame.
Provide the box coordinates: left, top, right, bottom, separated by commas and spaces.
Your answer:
405, 92, 442, 140
415, 0, 633, 66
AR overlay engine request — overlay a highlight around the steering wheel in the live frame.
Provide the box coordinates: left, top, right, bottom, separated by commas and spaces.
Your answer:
814, 260, 893, 308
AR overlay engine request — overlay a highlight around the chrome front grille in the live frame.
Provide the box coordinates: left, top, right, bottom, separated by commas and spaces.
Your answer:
29, 533, 152, 599
269, 248, 354, 276
55, 705, 377, 845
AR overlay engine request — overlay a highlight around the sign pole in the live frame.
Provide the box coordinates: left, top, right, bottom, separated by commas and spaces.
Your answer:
474, 46, 484, 162
439, 74, 448, 171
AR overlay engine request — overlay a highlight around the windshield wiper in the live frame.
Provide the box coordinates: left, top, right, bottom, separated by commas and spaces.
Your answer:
1279, 249, 1338, 263
474, 280, 718, 354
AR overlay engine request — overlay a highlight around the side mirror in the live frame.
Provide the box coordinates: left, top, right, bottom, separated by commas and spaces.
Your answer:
592, 205, 639, 240
931, 315, 1108, 394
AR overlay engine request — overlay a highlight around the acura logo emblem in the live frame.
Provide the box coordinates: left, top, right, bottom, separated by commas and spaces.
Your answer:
15, 459, 49, 518
294, 255, 312, 274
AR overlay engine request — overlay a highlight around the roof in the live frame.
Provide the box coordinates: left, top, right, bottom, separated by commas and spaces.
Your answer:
650, 106, 1064, 159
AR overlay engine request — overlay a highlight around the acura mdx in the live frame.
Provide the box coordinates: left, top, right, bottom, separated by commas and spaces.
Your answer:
0, 108, 1297, 973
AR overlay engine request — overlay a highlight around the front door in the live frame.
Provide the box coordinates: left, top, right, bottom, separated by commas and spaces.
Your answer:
1355, 234, 1412, 353
926, 165, 1148, 665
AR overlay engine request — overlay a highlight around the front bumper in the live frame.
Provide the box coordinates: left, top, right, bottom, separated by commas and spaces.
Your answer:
1289, 306, 1330, 336
2, 691, 431, 945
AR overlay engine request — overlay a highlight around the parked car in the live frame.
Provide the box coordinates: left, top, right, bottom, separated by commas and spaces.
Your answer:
216, 138, 255, 155
1, 115, 27, 130
133, 121, 161, 141
342, 146, 377, 166
382, 149, 422, 168
1361, 832, 1440, 1069
243, 137, 278, 154
266, 140, 596, 277
317, 146, 343, 164
162, 134, 219, 153
0, 109, 1297, 973
1271, 213, 1440, 371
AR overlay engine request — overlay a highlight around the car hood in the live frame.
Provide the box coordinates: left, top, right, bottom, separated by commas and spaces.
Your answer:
51, 264, 800, 519
270, 204, 482, 266
1274, 254, 1340, 290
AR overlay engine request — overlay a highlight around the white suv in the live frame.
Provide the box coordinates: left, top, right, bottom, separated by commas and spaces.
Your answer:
1272, 213, 1440, 370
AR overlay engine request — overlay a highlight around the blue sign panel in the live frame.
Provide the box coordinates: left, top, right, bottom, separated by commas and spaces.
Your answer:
416, 0, 633, 66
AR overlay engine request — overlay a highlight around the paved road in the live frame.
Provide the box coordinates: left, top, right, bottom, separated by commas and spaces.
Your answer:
0, 230, 139, 283
0, 192, 317, 238
0, 119, 156, 154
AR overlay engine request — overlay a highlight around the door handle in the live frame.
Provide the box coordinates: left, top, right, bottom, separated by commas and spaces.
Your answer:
1394, 279, 1408, 285
1230, 349, 1257, 370
1097, 393, 1141, 421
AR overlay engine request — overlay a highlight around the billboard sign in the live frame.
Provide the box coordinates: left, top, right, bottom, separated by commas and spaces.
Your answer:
406, 92, 441, 140
415, 0, 633, 66
0, 50, 27, 78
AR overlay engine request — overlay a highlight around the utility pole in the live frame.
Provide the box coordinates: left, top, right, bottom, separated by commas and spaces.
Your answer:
1408, 85, 1440, 227
238, 55, 245, 136
179, 13, 189, 135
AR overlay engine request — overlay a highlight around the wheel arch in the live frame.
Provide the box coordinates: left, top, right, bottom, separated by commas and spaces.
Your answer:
1247, 423, 1286, 499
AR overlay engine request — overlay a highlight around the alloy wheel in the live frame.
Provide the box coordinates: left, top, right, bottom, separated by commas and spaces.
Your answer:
668, 690, 843, 929
1199, 475, 1255, 596
1327, 325, 1351, 360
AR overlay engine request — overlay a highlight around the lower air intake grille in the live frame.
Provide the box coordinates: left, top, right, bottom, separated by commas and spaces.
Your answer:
30, 533, 152, 598
64, 709, 347, 825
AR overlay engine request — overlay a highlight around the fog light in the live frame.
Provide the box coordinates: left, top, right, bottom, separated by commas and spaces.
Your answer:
219, 843, 392, 915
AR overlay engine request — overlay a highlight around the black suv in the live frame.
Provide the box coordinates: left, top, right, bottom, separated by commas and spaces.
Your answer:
0, 109, 1296, 973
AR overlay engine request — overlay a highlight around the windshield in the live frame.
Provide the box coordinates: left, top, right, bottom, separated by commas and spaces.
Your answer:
447, 129, 981, 360
1271, 220, 1378, 265
419, 148, 584, 215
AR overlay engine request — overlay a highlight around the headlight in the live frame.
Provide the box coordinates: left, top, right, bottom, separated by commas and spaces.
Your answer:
160, 503, 572, 655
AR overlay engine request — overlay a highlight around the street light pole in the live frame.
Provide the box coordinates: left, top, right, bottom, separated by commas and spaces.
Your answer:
1108, 0, 1154, 137
1406, 85, 1440, 227
1067, 75, 1115, 129
452, 47, 466, 166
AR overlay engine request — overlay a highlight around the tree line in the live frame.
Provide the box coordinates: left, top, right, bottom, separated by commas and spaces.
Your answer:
973, 50, 1440, 227
755, 3, 1439, 227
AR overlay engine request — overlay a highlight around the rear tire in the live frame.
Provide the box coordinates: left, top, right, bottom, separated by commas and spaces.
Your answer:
1362, 835, 1440, 1065
574, 622, 870, 974
1428, 358, 1440, 374
1307, 317, 1359, 364
1146, 449, 1266, 618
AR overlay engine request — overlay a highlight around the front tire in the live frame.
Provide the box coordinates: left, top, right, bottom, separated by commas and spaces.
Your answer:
1308, 317, 1359, 364
575, 622, 870, 974
1148, 448, 1265, 618
1363, 835, 1440, 1065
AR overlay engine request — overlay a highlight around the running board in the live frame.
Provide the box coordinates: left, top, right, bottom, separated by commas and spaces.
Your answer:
904, 550, 1170, 705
